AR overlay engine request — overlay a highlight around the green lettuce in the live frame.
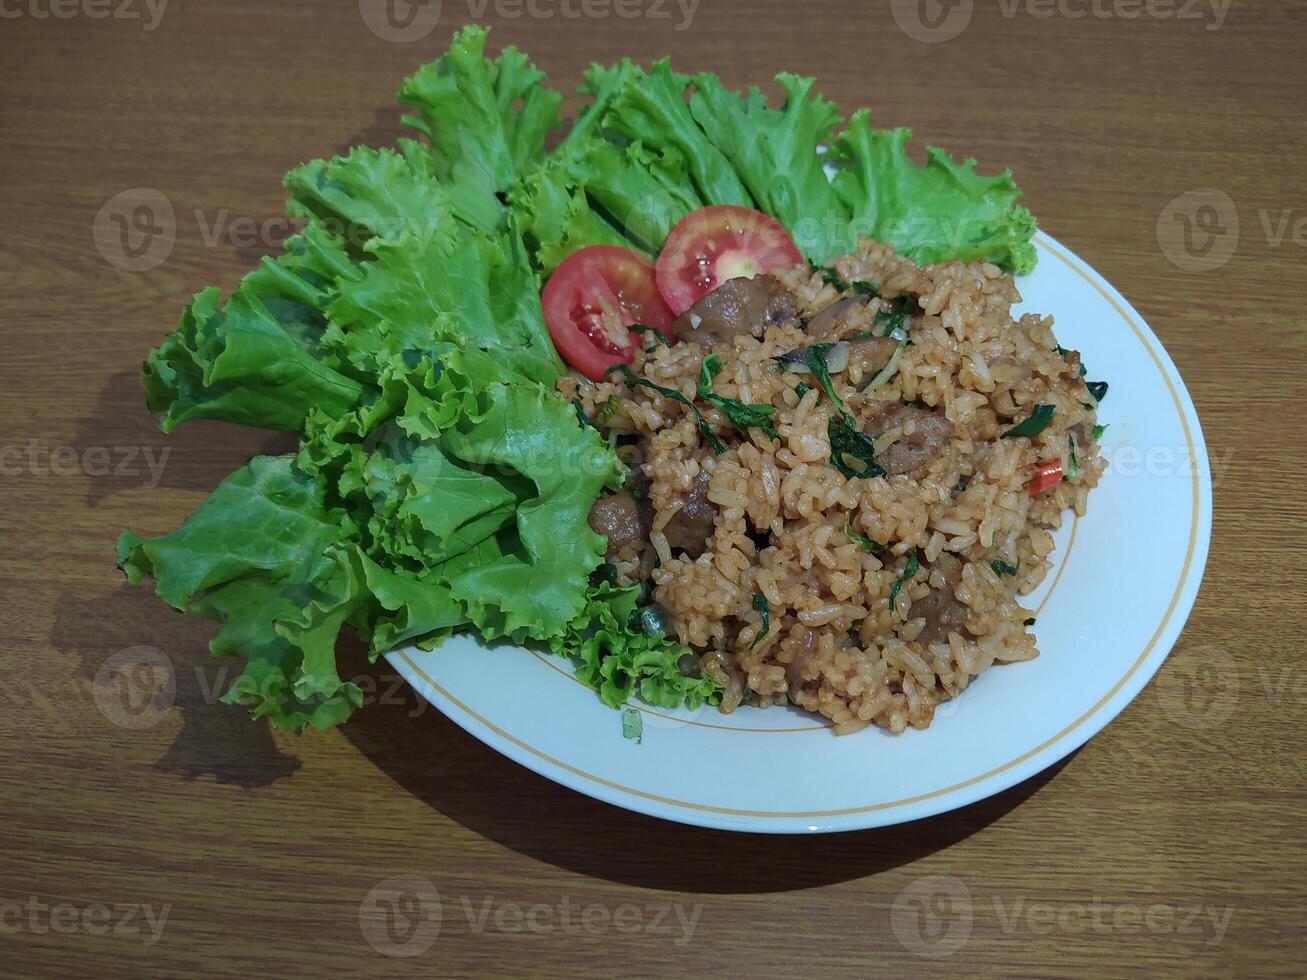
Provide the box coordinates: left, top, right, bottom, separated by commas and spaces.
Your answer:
398, 24, 562, 232
142, 224, 367, 434
515, 58, 1036, 272
552, 583, 720, 711
832, 111, 1038, 274
687, 72, 854, 261
120, 349, 621, 730
117, 455, 368, 730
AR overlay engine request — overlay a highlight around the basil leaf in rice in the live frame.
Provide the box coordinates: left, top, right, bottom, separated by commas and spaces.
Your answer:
750, 593, 770, 649
888, 550, 920, 606
1002, 404, 1055, 438
828, 414, 886, 480
805, 343, 844, 412
605, 363, 725, 453
697, 354, 779, 439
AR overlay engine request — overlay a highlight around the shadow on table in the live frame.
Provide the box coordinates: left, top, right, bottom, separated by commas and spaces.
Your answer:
338, 638, 1075, 894
76, 369, 297, 509
49, 584, 303, 787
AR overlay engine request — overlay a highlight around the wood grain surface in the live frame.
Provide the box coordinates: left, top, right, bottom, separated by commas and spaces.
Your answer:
2, 1, 1303, 976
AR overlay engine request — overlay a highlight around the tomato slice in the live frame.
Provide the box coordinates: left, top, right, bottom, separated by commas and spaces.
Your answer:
655, 205, 804, 315
540, 246, 675, 381
1028, 460, 1065, 495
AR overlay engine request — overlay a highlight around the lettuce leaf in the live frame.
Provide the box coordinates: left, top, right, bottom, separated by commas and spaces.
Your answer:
120, 351, 619, 729
832, 111, 1038, 274
117, 455, 367, 730
142, 224, 368, 434
600, 60, 754, 211
398, 24, 562, 232
509, 143, 638, 272
520, 60, 1036, 271
552, 583, 720, 710
687, 72, 853, 262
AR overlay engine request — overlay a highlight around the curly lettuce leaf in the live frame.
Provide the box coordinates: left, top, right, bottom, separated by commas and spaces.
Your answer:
601, 59, 753, 211
523, 60, 1035, 272
439, 382, 620, 638
116, 455, 366, 730
142, 224, 368, 434
398, 24, 562, 232
121, 360, 621, 729
832, 111, 1038, 274
551, 583, 721, 710
509, 145, 637, 272
328, 220, 562, 386
285, 142, 459, 254
687, 72, 853, 262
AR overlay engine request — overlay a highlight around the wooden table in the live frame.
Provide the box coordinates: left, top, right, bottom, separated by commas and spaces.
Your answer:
3, 1, 1302, 976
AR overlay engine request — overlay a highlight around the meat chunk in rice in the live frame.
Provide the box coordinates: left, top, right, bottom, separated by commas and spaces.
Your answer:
671, 275, 798, 346
805, 297, 868, 341
858, 400, 955, 476
912, 552, 972, 646
587, 491, 650, 559
662, 468, 717, 558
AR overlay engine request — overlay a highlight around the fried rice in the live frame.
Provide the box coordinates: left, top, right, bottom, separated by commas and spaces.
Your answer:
560, 238, 1105, 735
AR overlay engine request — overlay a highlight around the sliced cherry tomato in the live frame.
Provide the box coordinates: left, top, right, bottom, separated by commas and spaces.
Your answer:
1028, 460, 1065, 495
541, 245, 675, 381
655, 205, 804, 315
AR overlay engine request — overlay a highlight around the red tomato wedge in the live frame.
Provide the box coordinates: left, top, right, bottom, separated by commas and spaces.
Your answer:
540, 245, 675, 381
655, 205, 804, 315
1028, 460, 1065, 495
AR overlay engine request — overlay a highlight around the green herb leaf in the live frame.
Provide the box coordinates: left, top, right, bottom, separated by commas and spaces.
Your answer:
630, 323, 671, 349
844, 515, 885, 553
1002, 404, 1055, 439
573, 397, 593, 429
828, 414, 886, 480
751, 593, 770, 649
794, 381, 810, 398
991, 558, 1019, 577
1067, 433, 1079, 479
621, 707, 643, 743
606, 363, 725, 453
597, 394, 619, 425
953, 476, 970, 492
1056, 345, 1088, 377
1086, 380, 1109, 403
805, 343, 844, 412
1092, 423, 1107, 440
821, 269, 851, 291
598, 562, 619, 586
821, 269, 879, 296
874, 294, 917, 336
697, 354, 779, 439
888, 550, 920, 605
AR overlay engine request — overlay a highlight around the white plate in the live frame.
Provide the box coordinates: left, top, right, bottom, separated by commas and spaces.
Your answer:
388, 232, 1212, 834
